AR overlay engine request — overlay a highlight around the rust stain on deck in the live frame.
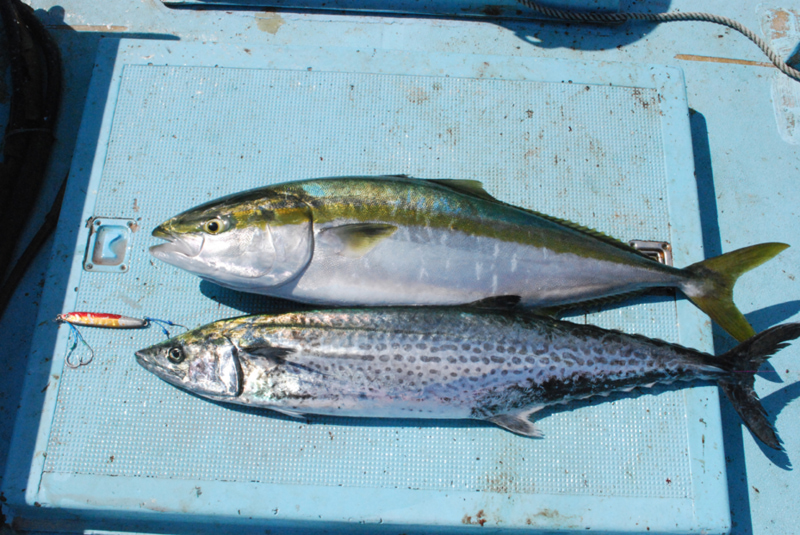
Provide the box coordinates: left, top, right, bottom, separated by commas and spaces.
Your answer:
674, 54, 773, 68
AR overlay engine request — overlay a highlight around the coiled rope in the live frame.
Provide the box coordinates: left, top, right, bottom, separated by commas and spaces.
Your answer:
515, 0, 800, 83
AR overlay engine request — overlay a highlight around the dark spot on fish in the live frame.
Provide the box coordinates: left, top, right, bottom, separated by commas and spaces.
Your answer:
512, 357, 521, 364
461, 344, 471, 351
441, 344, 458, 351
540, 357, 550, 364
376, 343, 387, 351
552, 355, 561, 363
404, 344, 412, 351
385, 367, 392, 372
610, 359, 625, 366
359, 344, 372, 350
490, 369, 497, 375
470, 356, 480, 363
394, 355, 403, 361
517, 346, 527, 355
482, 357, 490, 364
418, 372, 423, 377
397, 368, 403, 373
451, 372, 458, 377
501, 370, 508, 376
392, 343, 400, 349
416, 343, 427, 350
447, 356, 457, 363
421, 356, 441, 363
490, 356, 504, 363
549, 365, 556, 371
525, 356, 535, 364
586, 360, 594, 366
595, 356, 608, 364
512, 369, 523, 375
469, 376, 479, 381
507, 347, 517, 354
496, 345, 505, 353
483, 343, 493, 351
416, 365, 421, 370
459, 356, 468, 363
361, 355, 375, 361
472, 347, 482, 354
380, 355, 390, 362
430, 370, 439, 374
408, 356, 416, 363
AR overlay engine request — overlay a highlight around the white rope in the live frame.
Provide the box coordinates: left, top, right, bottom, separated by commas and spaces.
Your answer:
515, 0, 800, 82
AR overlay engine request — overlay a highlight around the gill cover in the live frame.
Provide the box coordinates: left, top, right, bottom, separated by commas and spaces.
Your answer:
186, 333, 243, 398
151, 192, 315, 291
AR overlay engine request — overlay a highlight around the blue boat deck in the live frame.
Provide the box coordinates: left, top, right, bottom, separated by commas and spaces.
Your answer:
1, 1, 799, 533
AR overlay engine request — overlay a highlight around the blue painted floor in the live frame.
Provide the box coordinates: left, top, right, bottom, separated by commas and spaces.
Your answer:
2, 1, 799, 533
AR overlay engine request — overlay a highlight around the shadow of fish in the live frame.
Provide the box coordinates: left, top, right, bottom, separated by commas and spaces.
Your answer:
149, 175, 787, 342
135, 307, 800, 450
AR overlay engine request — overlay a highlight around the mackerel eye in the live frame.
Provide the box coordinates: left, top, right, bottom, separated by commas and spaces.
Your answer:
167, 347, 185, 364
202, 218, 228, 235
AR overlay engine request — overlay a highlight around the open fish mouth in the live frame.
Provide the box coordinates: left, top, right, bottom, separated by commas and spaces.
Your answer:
149, 227, 203, 258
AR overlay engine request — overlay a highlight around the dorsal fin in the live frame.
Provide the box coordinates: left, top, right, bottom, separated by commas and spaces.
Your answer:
465, 295, 522, 310
426, 179, 499, 202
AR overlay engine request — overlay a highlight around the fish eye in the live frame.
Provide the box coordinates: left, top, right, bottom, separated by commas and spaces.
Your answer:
202, 218, 228, 235
167, 347, 185, 363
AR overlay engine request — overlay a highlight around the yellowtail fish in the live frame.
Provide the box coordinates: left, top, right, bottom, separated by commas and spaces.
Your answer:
149, 175, 788, 341
135, 307, 800, 449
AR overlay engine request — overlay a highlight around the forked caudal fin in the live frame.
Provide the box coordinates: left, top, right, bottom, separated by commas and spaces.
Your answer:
717, 322, 800, 450
681, 243, 789, 342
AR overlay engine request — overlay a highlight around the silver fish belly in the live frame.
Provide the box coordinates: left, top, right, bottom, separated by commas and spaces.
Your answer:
135, 308, 799, 447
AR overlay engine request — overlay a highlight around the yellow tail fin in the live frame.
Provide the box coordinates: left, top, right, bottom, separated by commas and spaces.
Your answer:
682, 243, 789, 342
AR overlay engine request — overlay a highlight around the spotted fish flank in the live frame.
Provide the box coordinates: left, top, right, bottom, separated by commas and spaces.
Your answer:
135, 308, 800, 449
149, 175, 788, 342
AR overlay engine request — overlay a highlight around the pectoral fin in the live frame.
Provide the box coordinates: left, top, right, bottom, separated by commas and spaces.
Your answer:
319, 223, 398, 257
241, 345, 295, 366
487, 407, 544, 438
241, 344, 329, 377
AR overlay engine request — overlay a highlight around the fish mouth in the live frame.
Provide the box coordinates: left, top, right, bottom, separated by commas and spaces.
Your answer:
149, 226, 203, 258
135, 349, 156, 371
135, 349, 185, 388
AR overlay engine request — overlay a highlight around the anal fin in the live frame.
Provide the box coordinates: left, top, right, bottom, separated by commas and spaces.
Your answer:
269, 407, 308, 420
487, 408, 544, 438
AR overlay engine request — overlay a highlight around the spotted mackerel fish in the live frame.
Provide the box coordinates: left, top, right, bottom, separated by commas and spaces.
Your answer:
136, 307, 800, 449
150, 176, 787, 342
